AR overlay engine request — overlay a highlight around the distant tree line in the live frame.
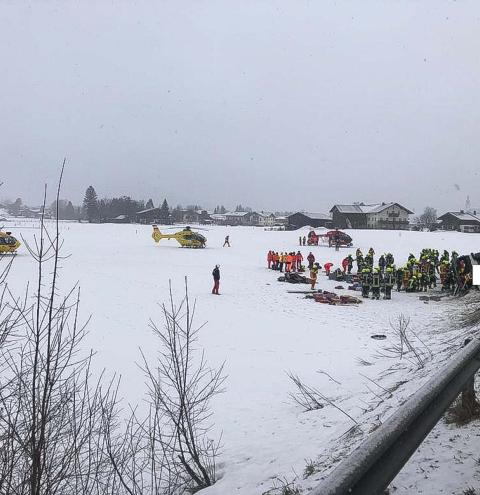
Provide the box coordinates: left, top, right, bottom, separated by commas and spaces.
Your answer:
82, 186, 173, 223
2, 186, 256, 224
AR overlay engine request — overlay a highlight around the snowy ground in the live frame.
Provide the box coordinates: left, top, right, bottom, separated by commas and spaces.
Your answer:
2, 219, 480, 494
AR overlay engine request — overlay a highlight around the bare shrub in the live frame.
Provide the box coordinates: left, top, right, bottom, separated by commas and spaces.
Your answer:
105, 280, 226, 494
262, 476, 302, 495
456, 291, 480, 329
377, 315, 432, 369
287, 372, 357, 424
445, 396, 480, 426
303, 459, 317, 479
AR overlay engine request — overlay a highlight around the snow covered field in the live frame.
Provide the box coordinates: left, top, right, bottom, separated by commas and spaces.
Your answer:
3, 220, 480, 494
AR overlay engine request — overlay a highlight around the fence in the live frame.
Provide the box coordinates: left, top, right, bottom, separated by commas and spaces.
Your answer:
311, 337, 480, 495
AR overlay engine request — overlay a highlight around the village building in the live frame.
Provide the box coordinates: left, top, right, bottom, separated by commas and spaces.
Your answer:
107, 214, 130, 224
225, 211, 262, 226
258, 212, 276, 227
136, 207, 163, 224
438, 211, 480, 233
210, 213, 227, 225
274, 215, 289, 227
287, 212, 332, 229
330, 202, 413, 230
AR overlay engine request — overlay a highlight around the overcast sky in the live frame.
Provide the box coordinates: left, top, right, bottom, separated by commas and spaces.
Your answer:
1, 1, 479, 213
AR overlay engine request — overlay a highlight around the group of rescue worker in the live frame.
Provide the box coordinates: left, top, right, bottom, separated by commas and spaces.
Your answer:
268, 245, 475, 299
355, 247, 471, 298
267, 250, 304, 272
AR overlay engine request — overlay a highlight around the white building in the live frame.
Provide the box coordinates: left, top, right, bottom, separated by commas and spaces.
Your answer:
258, 212, 276, 227
366, 203, 413, 230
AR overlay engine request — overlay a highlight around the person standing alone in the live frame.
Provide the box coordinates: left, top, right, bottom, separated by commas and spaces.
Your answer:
223, 235, 230, 247
212, 265, 220, 295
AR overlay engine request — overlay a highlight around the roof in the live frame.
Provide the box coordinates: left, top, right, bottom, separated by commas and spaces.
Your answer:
289, 212, 331, 220
331, 203, 413, 215
438, 212, 480, 223
225, 211, 250, 217
367, 202, 414, 214
330, 205, 365, 214
137, 207, 160, 215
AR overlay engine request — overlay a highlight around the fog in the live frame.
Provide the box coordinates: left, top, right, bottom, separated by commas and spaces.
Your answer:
1, 1, 479, 213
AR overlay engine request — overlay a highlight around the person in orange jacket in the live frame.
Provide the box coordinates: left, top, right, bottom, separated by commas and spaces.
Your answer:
286, 252, 293, 272
324, 262, 334, 276
267, 250, 273, 269
296, 251, 303, 271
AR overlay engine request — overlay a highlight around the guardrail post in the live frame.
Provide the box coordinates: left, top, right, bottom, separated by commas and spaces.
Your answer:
461, 338, 479, 413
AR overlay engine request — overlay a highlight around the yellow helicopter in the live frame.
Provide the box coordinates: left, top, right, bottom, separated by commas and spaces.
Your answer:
0, 231, 21, 254
152, 225, 207, 248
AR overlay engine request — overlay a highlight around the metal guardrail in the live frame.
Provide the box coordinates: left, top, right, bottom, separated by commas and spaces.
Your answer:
311, 337, 480, 495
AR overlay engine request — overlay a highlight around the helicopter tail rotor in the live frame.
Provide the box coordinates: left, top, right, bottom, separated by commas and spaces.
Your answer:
152, 225, 162, 243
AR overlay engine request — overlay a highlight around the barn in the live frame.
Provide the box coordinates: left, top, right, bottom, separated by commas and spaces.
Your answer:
287, 212, 332, 229
330, 203, 413, 230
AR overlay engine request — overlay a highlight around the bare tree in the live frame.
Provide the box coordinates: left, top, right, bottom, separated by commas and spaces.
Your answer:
0, 166, 118, 495
417, 206, 437, 231
1, 171, 226, 495
106, 280, 226, 494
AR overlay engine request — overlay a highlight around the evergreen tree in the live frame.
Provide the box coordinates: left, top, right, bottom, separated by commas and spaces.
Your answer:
146, 198, 154, 209
220, 205, 226, 214
65, 201, 76, 220
159, 199, 170, 223
83, 186, 99, 222
98, 199, 106, 221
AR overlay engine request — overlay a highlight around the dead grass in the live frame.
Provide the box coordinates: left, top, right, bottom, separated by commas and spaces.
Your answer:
445, 397, 480, 426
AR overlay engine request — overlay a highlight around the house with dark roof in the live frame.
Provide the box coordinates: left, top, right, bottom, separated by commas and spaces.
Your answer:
330, 203, 413, 230
136, 207, 162, 224
330, 205, 368, 229
287, 212, 332, 229
438, 211, 480, 232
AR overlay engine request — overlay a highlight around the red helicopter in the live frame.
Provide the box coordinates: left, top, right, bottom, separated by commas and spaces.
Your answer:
307, 229, 353, 247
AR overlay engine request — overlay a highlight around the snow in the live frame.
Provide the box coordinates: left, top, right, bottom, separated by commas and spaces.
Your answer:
3, 220, 480, 494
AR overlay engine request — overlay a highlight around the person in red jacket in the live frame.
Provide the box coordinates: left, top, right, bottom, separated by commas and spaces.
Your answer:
324, 262, 334, 276
267, 250, 273, 269
296, 251, 303, 271
341, 257, 349, 273
307, 252, 315, 270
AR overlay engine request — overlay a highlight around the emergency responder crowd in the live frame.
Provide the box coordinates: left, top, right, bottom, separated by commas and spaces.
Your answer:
356, 247, 472, 298
267, 247, 473, 300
